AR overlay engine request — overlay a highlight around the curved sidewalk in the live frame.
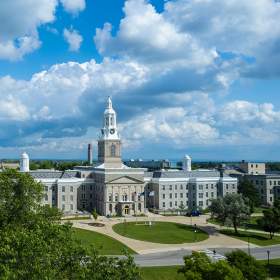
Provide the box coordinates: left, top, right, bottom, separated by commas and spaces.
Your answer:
71, 215, 255, 255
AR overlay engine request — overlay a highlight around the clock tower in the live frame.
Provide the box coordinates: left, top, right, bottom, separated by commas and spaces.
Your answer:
98, 97, 122, 167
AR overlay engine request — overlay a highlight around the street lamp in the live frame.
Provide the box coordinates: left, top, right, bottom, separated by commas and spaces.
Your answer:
245, 223, 250, 255
267, 250, 270, 266
194, 224, 197, 242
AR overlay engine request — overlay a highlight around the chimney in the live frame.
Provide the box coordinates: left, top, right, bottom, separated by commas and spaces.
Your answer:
88, 144, 93, 165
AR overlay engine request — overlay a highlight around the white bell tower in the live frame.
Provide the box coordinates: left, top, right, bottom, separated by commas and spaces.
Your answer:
182, 154, 192, 172
20, 152, 30, 172
98, 97, 122, 167
100, 96, 120, 140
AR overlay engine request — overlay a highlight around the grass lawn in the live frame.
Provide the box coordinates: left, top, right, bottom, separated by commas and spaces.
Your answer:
72, 228, 135, 255
140, 266, 184, 280
113, 222, 208, 244
258, 258, 280, 280
220, 229, 280, 246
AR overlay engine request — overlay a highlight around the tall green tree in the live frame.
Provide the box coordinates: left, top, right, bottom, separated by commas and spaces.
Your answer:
238, 178, 261, 212
209, 194, 250, 234
257, 199, 280, 239
226, 250, 267, 280
178, 252, 244, 280
0, 170, 140, 280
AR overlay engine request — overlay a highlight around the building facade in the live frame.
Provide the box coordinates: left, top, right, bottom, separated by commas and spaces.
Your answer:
19, 97, 238, 216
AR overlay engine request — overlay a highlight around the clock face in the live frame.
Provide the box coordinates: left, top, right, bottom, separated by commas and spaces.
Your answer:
110, 129, 115, 134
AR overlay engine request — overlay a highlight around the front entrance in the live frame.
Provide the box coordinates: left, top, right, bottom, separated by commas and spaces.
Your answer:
124, 205, 130, 215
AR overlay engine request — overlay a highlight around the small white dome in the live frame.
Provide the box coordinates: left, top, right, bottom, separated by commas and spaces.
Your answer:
184, 154, 191, 159
21, 152, 29, 159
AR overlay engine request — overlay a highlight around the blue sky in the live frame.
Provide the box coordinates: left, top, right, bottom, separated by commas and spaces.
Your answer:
0, 0, 280, 161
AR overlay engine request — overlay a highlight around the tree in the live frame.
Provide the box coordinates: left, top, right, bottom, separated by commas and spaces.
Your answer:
0, 170, 140, 279
226, 250, 267, 280
92, 209, 99, 221
178, 251, 244, 280
257, 200, 280, 239
238, 178, 261, 212
209, 194, 250, 234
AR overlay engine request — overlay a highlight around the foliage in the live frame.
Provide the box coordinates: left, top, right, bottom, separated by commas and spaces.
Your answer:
92, 209, 99, 221
178, 252, 244, 280
238, 178, 261, 212
0, 170, 140, 280
257, 200, 280, 239
29, 160, 89, 171
226, 250, 267, 280
209, 194, 250, 234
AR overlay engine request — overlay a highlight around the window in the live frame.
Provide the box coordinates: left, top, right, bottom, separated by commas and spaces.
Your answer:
70, 204, 73, 210
211, 192, 214, 197
199, 185, 203, 190
70, 186, 73, 192
70, 195, 73, 201
109, 204, 112, 212
62, 204, 65, 210
44, 194, 48, 201
122, 194, 128, 201
111, 144, 116, 157
206, 192, 208, 197
45, 186, 48, 192
163, 202, 165, 208
109, 194, 112, 201
199, 201, 203, 207
90, 185, 92, 191
138, 203, 141, 211
175, 193, 177, 198
169, 185, 172, 190
175, 185, 177, 190
62, 186, 65, 192
180, 185, 183, 190
115, 194, 118, 202
162, 185, 165, 190
162, 194, 165, 199
180, 193, 183, 198
62, 195, 65, 202
169, 193, 172, 199
199, 193, 203, 198
169, 202, 172, 208
175, 201, 177, 207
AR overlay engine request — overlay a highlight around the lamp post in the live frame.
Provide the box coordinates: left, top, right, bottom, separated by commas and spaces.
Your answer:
194, 223, 197, 242
267, 250, 270, 266
245, 223, 250, 255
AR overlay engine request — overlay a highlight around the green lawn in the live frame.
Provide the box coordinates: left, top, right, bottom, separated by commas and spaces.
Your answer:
258, 258, 280, 280
72, 228, 135, 255
140, 266, 184, 280
113, 222, 208, 244
220, 229, 280, 246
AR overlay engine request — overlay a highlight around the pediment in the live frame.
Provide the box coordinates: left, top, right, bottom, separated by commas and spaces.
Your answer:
106, 175, 143, 184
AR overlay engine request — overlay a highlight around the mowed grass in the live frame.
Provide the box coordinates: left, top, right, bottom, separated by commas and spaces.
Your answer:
258, 258, 280, 280
140, 266, 184, 280
72, 228, 135, 255
220, 229, 280, 246
113, 222, 208, 244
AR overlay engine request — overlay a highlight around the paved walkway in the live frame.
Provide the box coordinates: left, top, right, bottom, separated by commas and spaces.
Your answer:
71, 215, 256, 255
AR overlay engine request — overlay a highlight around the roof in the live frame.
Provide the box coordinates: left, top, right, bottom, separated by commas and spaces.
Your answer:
151, 170, 230, 179
29, 170, 79, 179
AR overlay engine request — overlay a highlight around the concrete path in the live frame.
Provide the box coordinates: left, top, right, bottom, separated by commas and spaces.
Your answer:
71, 215, 255, 255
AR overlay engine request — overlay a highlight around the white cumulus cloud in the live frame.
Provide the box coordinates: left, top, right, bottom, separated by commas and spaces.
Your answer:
60, 0, 86, 15
63, 28, 83, 51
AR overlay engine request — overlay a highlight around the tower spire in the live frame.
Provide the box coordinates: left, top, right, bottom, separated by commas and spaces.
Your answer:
107, 96, 112, 109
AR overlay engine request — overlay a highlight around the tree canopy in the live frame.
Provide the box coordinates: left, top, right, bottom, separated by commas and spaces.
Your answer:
0, 169, 140, 280
257, 199, 280, 239
178, 251, 244, 280
238, 178, 261, 212
209, 194, 250, 233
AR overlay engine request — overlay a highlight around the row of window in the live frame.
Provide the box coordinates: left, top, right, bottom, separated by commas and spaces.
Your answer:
62, 204, 74, 210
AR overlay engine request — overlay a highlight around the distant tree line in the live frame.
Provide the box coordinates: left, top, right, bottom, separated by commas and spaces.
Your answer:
29, 160, 93, 171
